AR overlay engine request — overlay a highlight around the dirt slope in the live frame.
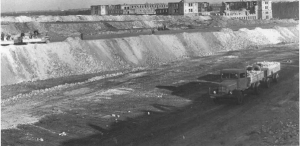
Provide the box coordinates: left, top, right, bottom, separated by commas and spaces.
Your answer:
1, 25, 298, 86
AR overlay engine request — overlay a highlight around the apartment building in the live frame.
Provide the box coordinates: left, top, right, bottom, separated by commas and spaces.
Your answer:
91, 5, 109, 15
91, 0, 272, 18
156, 8, 169, 15
221, 1, 258, 19
220, 0, 272, 20
168, 0, 211, 15
92, 3, 168, 15
209, 3, 222, 15
129, 3, 168, 15
258, 0, 272, 19
168, 2, 181, 15
107, 5, 123, 15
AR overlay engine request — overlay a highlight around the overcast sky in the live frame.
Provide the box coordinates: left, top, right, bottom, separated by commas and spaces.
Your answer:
1, 0, 294, 13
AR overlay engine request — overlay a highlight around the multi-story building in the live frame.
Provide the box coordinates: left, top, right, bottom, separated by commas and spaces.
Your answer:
209, 3, 222, 15
156, 8, 169, 15
92, 3, 168, 15
91, 5, 109, 15
220, 0, 272, 20
182, 1, 199, 15
168, 0, 211, 15
198, 2, 210, 12
107, 5, 123, 15
129, 3, 168, 15
91, 0, 272, 18
221, 1, 258, 19
258, 0, 272, 19
168, 2, 181, 15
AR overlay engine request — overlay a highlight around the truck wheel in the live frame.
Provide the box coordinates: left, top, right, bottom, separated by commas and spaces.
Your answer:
234, 90, 244, 105
274, 73, 279, 83
265, 79, 270, 88
213, 98, 219, 104
254, 83, 261, 95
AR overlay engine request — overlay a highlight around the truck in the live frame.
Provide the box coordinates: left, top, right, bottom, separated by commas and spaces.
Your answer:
1, 32, 14, 46
209, 61, 280, 104
21, 30, 50, 44
1, 30, 50, 46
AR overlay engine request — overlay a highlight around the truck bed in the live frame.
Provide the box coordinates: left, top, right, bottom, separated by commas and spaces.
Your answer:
22, 38, 47, 43
0, 41, 14, 45
256, 61, 281, 77
247, 70, 264, 84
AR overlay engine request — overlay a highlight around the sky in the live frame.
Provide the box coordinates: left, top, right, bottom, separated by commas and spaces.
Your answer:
1, 0, 295, 13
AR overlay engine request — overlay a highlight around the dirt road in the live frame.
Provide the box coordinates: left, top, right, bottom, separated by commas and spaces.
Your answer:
1, 43, 299, 146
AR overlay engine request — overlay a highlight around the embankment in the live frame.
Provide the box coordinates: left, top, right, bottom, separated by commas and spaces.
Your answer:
1, 25, 298, 86
1, 15, 298, 37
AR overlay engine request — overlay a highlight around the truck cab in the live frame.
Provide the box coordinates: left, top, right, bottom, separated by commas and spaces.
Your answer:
220, 69, 248, 91
209, 69, 248, 103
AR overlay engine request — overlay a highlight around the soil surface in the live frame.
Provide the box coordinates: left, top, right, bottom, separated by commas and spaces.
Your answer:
1, 43, 299, 146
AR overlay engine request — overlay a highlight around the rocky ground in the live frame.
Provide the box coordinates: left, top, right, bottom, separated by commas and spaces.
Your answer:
1, 43, 298, 146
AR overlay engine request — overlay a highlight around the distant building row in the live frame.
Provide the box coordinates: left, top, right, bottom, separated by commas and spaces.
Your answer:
91, 0, 272, 19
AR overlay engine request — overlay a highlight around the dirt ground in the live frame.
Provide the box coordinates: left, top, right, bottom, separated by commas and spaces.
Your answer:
1, 43, 299, 146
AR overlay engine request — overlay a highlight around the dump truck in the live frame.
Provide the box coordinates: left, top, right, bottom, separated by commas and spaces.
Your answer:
1, 30, 50, 46
209, 61, 280, 104
1, 32, 14, 46
22, 31, 50, 44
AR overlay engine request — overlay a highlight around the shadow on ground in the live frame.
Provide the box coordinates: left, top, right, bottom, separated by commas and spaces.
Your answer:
59, 73, 231, 146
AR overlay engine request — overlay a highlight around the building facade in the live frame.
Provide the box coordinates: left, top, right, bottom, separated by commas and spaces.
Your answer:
168, 2, 181, 15
156, 8, 169, 15
91, 0, 272, 18
182, 1, 199, 15
221, 1, 258, 19
92, 3, 168, 15
258, 0, 272, 19
168, 0, 211, 15
129, 3, 168, 15
220, 0, 272, 20
91, 5, 109, 15
107, 5, 123, 15
198, 2, 210, 12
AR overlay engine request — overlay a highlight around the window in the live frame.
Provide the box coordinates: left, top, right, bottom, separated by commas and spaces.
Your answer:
266, 16, 269, 19
266, 12, 268, 14
265, 2, 268, 4
221, 73, 239, 79
240, 73, 246, 78
265, 6, 268, 9
189, 3, 193, 7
